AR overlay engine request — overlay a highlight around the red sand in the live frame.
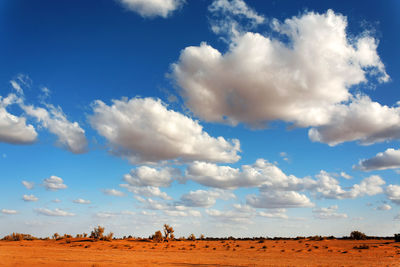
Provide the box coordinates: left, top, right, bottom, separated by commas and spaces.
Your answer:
1, 239, 399, 266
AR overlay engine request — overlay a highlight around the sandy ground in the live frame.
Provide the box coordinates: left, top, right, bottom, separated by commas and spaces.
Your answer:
1, 239, 400, 266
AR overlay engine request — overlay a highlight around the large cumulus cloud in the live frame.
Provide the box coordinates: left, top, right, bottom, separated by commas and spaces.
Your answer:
89, 97, 240, 164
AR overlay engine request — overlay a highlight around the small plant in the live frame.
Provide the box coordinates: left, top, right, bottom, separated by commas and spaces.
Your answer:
350, 231, 367, 240
188, 233, 196, 241
101, 232, 114, 241
153, 230, 163, 243
90, 226, 105, 240
163, 224, 174, 241
52, 233, 60, 240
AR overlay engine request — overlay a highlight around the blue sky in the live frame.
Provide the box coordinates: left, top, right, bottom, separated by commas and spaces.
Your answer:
1, 0, 400, 238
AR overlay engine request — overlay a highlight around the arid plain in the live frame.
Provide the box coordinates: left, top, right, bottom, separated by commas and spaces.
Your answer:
1, 238, 400, 266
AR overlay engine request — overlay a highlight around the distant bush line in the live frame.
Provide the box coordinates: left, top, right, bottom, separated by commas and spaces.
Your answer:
2, 228, 399, 242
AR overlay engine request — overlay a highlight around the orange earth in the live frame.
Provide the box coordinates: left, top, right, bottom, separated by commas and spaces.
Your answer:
1, 239, 400, 266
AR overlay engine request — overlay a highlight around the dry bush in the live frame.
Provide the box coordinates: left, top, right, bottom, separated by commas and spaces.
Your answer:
2, 233, 36, 241
101, 232, 114, 241
90, 226, 105, 240
188, 233, 196, 241
163, 224, 174, 241
350, 231, 367, 240
153, 230, 163, 243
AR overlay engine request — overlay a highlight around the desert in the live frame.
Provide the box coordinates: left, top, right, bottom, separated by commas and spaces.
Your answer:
1, 228, 400, 267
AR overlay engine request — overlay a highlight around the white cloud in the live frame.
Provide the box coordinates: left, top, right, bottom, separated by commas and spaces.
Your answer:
206, 204, 255, 224
121, 184, 171, 200
179, 189, 235, 207
1, 77, 87, 152
90, 97, 240, 164
340, 172, 352, 179
164, 209, 201, 217
208, 0, 264, 36
355, 148, 400, 171
22, 180, 34, 190
23, 194, 38, 202
377, 204, 391, 211
36, 208, 75, 217
312, 205, 348, 219
386, 185, 400, 205
186, 159, 315, 190
21, 103, 87, 154
95, 212, 117, 218
247, 190, 314, 209
103, 189, 125, 197
172, 10, 391, 145
73, 198, 91, 204
313, 172, 385, 199
43, 176, 67, 191
258, 209, 288, 219
0, 94, 37, 144
309, 95, 400, 146
118, 0, 184, 18
52, 198, 61, 203
135, 197, 166, 210
123, 166, 179, 187
1, 209, 18, 215
10, 80, 23, 94
185, 160, 385, 201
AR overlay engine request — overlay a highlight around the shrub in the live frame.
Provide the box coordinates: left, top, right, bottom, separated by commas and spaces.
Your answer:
350, 231, 367, 240
101, 232, 114, 241
153, 230, 163, 243
2, 233, 36, 241
90, 226, 105, 240
395, 234, 400, 242
163, 224, 174, 241
188, 233, 196, 241
53, 233, 60, 240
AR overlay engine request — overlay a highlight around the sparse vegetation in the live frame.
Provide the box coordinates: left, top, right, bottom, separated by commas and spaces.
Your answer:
350, 231, 367, 240
188, 233, 196, 241
153, 231, 163, 243
90, 226, 105, 240
163, 224, 174, 241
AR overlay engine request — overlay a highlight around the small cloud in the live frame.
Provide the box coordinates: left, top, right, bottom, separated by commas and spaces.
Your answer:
118, 0, 185, 18
22, 180, 34, 190
376, 204, 391, 211
103, 189, 125, 197
52, 198, 61, 203
340, 172, 352, 179
95, 212, 117, 219
43, 176, 67, 191
10, 80, 23, 94
23, 194, 38, 202
40, 87, 51, 100
35, 208, 75, 217
73, 198, 91, 204
354, 148, 400, 171
312, 205, 348, 219
1, 209, 18, 215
